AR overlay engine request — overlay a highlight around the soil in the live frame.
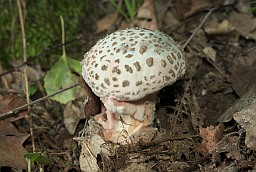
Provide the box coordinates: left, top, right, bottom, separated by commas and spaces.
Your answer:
1, 0, 256, 171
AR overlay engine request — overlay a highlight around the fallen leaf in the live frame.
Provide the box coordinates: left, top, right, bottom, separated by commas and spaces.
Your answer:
175, 0, 212, 19
134, 0, 159, 30
203, 46, 217, 62
196, 123, 224, 154
218, 85, 256, 123
0, 120, 29, 169
79, 134, 112, 172
119, 163, 155, 172
204, 18, 235, 35
96, 12, 118, 33
44, 55, 80, 104
0, 94, 27, 121
64, 102, 84, 134
214, 133, 241, 160
233, 99, 256, 150
162, 11, 181, 31
155, 0, 173, 28
218, 51, 256, 122
230, 49, 256, 97
76, 119, 115, 172
188, 91, 205, 130
228, 11, 256, 40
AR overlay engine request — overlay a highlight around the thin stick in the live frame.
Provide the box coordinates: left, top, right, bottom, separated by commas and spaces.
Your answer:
183, 7, 216, 49
17, 0, 36, 152
0, 83, 79, 119
235, 45, 256, 58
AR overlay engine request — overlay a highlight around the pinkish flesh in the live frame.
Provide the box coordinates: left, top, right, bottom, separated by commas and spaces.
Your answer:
94, 93, 157, 143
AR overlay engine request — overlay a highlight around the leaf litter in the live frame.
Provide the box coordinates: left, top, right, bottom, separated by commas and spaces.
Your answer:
0, 95, 29, 170
1, 0, 256, 171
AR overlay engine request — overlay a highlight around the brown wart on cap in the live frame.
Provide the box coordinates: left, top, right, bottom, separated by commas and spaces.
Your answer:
81, 28, 186, 144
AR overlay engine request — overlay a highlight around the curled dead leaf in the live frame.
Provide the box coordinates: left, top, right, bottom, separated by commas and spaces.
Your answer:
233, 99, 256, 150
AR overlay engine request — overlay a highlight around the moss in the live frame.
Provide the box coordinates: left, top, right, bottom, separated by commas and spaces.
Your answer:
0, 0, 93, 66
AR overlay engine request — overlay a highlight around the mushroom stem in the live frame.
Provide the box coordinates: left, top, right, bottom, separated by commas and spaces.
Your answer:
94, 93, 158, 143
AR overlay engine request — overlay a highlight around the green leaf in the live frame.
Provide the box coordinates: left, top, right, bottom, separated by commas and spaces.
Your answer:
29, 86, 38, 96
67, 57, 82, 74
44, 54, 78, 104
124, 0, 136, 22
43, 15, 79, 104
249, 6, 256, 12
24, 152, 51, 164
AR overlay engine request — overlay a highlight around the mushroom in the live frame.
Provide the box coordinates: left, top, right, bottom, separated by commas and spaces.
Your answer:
81, 28, 186, 144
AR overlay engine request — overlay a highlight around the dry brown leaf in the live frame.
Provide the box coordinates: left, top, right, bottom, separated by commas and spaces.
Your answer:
63, 78, 95, 134
0, 120, 29, 169
0, 95, 28, 169
218, 85, 256, 123
188, 91, 205, 130
11, 60, 43, 84
218, 51, 256, 122
0, 94, 27, 121
214, 133, 241, 160
162, 11, 181, 31
203, 46, 216, 62
77, 119, 116, 172
233, 99, 256, 150
204, 17, 235, 35
236, 0, 251, 13
79, 134, 105, 172
196, 123, 224, 154
134, 0, 159, 30
175, 0, 212, 19
228, 11, 256, 40
64, 101, 84, 134
96, 12, 118, 33
230, 49, 256, 97
155, 0, 173, 28
119, 162, 155, 172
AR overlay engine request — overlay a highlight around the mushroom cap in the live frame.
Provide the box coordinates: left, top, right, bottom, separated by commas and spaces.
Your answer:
81, 28, 186, 101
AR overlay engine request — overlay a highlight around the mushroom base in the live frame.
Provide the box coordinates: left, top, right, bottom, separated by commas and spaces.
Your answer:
94, 94, 157, 144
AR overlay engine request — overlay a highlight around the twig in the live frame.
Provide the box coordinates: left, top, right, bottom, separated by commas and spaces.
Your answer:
0, 83, 79, 119
235, 45, 256, 58
183, 7, 216, 49
17, 0, 36, 152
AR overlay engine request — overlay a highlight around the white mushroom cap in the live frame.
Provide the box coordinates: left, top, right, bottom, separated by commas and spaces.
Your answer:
81, 28, 186, 101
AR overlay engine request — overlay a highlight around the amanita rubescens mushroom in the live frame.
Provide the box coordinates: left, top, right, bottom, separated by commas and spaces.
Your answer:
81, 28, 186, 143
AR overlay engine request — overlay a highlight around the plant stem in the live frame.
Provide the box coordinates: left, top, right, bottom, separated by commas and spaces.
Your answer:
17, 0, 36, 152
60, 15, 66, 57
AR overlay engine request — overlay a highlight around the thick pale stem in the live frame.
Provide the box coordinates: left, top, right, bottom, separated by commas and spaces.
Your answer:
94, 93, 157, 144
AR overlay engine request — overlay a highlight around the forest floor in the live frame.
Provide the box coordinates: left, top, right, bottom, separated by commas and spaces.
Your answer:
1, 0, 256, 171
